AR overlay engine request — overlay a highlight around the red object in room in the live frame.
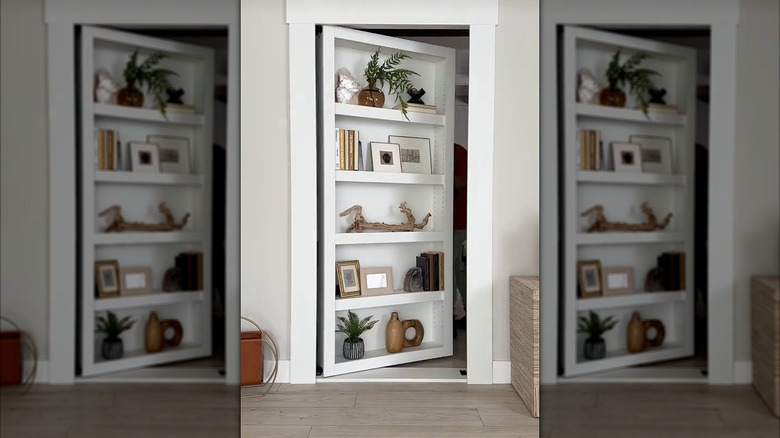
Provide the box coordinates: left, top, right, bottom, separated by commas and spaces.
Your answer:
240, 331, 263, 386
0, 331, 22, 386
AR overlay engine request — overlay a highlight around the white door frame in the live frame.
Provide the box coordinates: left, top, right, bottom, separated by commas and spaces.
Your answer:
539, 0, 740, 384
44, 0, 241, 384
285, 0, 499, 384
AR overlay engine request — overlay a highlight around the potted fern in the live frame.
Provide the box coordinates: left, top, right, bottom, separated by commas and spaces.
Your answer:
600, 49, 659, 115
95, 310, 136, 360
577, 310, 617, 360
118, 49, 177, 115
336, 310, 378, 360
359, 48, 419, 119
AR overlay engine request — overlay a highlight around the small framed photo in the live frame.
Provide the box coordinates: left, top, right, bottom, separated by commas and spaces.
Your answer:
128, 142, 160, 173
147, 135, 191, 174
360, 267, 394, 296
611, 142, 643, 173
629, 135, 673, 174
601, 266, 635, 296
95, 260, 120, 298
577, 259, 602, 298
119, 266, 153, 296
388, 135, 432, 174
336, 260, 361, 298
370, 142, 402, 173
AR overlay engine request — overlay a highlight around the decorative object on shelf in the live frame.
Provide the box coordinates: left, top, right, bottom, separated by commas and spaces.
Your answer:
648, 87, 666, 104
162, 267, 182, 291
600, 49, 659, 116
576, 260, 603, 298
655, 251, 686, 291
360, 49, 419, 119
335, 260, 362, 298
576, 67, 602, 104
401, 319, 424, 348
644, 268, 665, 292
601, 266, 635, 296
407, 87, 426, 104
128, 142, 161, 173
161, 319, 183, 347
95, 310, 135, 360
144, 311, 163, 353
629, 135, 674, 174
386, 311, 404, 353
119, 49, 177, 114
388, 135, 432, 174
94, 67, 120, 104
336, 310, 378, 360
99, 202, 191, 232
611, 142, 643, 173
627, 311, 666, 353
94, 260, 121, 298
369, 142, 402, 173
119, 266, 152, 296
335, 67, 361, 104
146, 135, 191, 174
577, 310, 617, 360
580, 202, 672, 232
403, 267, 424, 292
360, 267, 394, 297
165, 87, 184, 104
340, 202, 431, 233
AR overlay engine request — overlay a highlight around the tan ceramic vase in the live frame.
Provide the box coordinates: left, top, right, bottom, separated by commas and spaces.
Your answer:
627, 311, 645, 353
386, 312, 404, 353
145, 311, 163, 353
401, 319, 424, 348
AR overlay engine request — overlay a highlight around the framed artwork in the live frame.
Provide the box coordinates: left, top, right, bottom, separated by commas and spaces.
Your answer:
336, 260, 361, 298
388, 135, 432, 174
629, 134, 673, 174
577, 259, 602, 298
611, 142, 643, 173
370, 142, 402, 173
601, 266, 635, 296
128, 142, 160, 173
95, 260, 120, 298
360, 267, 394, 296
146, 135, 191, 174
119, 266, 153, 296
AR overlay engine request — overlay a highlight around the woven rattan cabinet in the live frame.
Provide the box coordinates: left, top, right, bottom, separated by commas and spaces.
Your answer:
751, 276, 780, 417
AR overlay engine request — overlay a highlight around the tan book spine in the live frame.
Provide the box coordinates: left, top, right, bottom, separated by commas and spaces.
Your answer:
347, 130, 355, 171
338, 129, 346, 170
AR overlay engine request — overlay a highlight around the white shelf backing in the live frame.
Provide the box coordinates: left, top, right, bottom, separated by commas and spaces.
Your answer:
576, 231, 686, 245
335, 290, 444, 311
93, 231, 204, 246
576, 291, 686, 311
333, 342, 447, 375
576, 103, 687, 126
335, 231, 446, 245
95, 171, 204, 186
336, 171, 445, 186
577, 171, 686, 186
94, 103, 205, 126
335, 103, 445, 125
94, 291, 205, 311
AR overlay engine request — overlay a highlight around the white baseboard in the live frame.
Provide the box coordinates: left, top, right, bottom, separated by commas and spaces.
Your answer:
493, 360, 511, 384
734, 361, 752, 384
23, 360, 49, 384
266, 359, 290, 383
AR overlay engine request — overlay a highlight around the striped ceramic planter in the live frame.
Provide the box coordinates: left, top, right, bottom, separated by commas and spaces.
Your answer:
342, 339, 365, 360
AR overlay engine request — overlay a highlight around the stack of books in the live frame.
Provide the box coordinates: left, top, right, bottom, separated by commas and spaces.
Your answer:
95, 128, 121, 170
335, 128, 363, 170
394, 103, 438, 114
165, 103, 197, 113
646, 103, 679, 113
656, 251, 686, 291
175, 251, 203, 291
577, 128, 604, 170
415, 251, 445, 292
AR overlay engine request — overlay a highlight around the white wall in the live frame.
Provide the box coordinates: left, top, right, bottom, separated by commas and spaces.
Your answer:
0, 0, 50, 366
733, 0, 780, 362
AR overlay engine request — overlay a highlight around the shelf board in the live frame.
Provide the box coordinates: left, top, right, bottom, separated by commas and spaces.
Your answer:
93, 231, 204, 246
93, 103, 205, 125
576, 231, 686, 245
94, 291, 205, 311
336, 171, 445, 185
90, 342, 206, 375
576, 103, 687, 126
577, 290, 686, 311
335, 231, 445, 245
94, 171, 204, 186
333, 342, 447, 375
573, 342, 688, 375
577, 171, 686, 186
335, 290, 444, 311
335, 103, 445, 126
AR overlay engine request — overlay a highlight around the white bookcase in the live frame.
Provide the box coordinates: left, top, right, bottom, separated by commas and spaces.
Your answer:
79, 26, 214, 377
318, 26, 455, 377
561, 26, 697, 376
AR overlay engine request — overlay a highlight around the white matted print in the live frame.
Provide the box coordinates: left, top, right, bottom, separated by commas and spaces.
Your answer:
611, 142, 643, 173
601, 266, 635, 296
128, 142, 160, 173
629, 135, 673, 174
360, 267, 394, 296
147, 135, 191, 174
370, 142, 402, 173
119, 266, 152, 296
388, 135, 432, 174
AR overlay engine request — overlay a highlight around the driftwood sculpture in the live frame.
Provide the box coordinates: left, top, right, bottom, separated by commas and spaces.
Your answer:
99, 202, 190, 232
581, 202, 672, 232
340, 202, 431, 233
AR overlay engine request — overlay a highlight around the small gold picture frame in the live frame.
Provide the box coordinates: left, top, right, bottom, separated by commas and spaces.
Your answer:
336, 260, 361, 298
577, 259, 602, 298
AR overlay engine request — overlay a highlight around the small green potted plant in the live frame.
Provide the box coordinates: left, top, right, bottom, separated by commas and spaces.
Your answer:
336, 310, 378, 360
360, 48, 419, 119
118, 49, 177, 115
577, 310, 617, 360
601, 49, 659, 115
95, 310, 136, 360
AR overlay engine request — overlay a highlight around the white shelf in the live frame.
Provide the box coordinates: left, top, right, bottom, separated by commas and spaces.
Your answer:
95, 171, 204, 186
335, 102, 445, 126
335, 290, 444, 311
333, 342, 447, 375
93, 103, 205, 126
336, 171, 445, 185
335, 231, 446, 245
576, 231, 686, 245
573, 342, 688, 375
94, 291, 205, 311
577, 171, 686, 186
90, 342, 206, 375
576, 103, 687, 126
93, 231, 204, 246
576, 291, 686, 311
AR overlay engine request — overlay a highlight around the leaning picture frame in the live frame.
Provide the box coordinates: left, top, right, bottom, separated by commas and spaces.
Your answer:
388, 135, 432, 174
577, 259, 602, 298
611, 142, 643, 173
601, 266, 635, 296
360, 267, 394, 297
146, 134, 191, 174
128, 141, 161, 173
95, 259, 121, 298
336, 260, 361, 298
119, 266, 153, 296
629, 134, 674, 174
370, 142, 402, 173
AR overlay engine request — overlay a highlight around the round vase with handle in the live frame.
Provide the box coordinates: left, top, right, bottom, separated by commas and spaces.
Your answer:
386, 312, 404, 353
